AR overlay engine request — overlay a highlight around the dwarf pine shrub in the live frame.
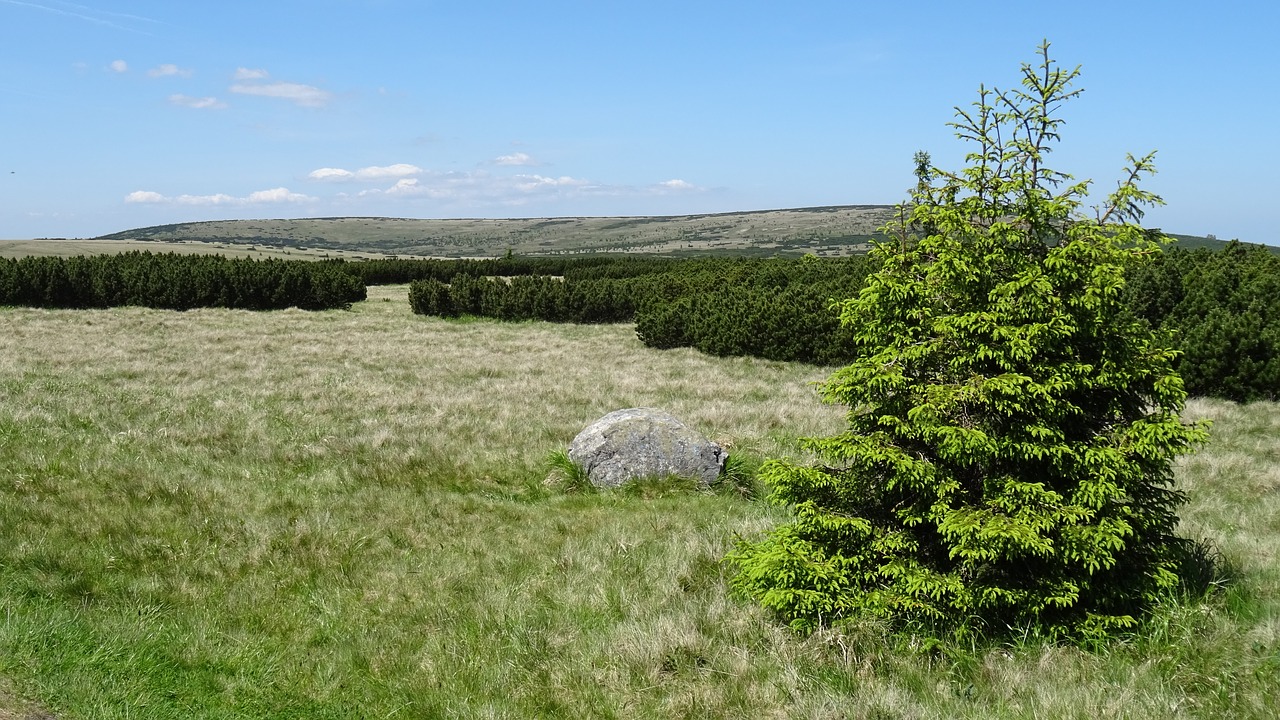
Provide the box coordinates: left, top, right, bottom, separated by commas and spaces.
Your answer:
0, 252, 365, 310
730, 42, 1208, 642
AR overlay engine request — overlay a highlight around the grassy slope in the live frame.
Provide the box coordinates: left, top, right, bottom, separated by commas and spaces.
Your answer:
2, 204, 1269, 260
92, 207, 897, 258
10, 209, 1262, 260
1, 287, 1277, 718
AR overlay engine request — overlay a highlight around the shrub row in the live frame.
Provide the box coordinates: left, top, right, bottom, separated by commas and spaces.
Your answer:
1125, 241, 1280, 401
408, 274, 657, 323
634, 263, 872, 365
0, 252, 366, 311
407, 256, 874, 331
405, 245, 1279, 401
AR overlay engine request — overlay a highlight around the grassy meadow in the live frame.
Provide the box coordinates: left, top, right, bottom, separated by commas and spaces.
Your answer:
1, 285, 1277, 718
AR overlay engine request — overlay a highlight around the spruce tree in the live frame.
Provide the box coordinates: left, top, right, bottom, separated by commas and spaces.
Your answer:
730, 42, 1207, 641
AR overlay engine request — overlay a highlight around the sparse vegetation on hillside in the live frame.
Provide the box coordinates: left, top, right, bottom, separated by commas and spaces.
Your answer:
93, 206, 894, 258
3, 207, 1253, 262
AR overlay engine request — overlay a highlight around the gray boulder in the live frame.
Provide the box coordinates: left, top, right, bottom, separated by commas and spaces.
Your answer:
568, 408, 726, 489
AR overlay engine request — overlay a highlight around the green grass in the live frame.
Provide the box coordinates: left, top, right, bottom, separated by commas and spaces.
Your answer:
1, 286, 1277, 718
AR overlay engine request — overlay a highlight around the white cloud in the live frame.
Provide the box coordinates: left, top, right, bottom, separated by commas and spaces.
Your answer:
383, 178, 437, 197
124, 187, 316, 206
333, 167, 705, 210
174, 193, 237, 206
169, 94, 226, 110
357, 172, 480, 199
246, 187, 313, 203
124, 164, 700, 214
514, 174, 589, 191
658, 179, 695, 190
148, 63, 192, 78
308, 167, 356, 181
351, 170, 598, 204
494, 152, 535, 166
230, 69, 331, 107
109, 59, 128, 73
387, 178, 420, 193
308, 164, 423, 182
124, 190, 165, 203
355, 164, 422, 180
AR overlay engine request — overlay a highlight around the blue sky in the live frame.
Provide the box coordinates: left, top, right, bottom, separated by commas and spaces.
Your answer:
2, 1, 1276, 243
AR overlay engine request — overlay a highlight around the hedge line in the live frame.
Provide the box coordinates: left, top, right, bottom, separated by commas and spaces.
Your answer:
0, 252, 366, 311
407, 256, 873, 354
406, 245, 1280, 401
1125, 242, 1280, 401
408, 274, 646, 323
13, 246, 1264, 398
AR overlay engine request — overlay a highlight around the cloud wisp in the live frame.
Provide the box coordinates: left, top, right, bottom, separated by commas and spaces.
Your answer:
148, 63, 192, 78
109, 59, 128, 73
657, 179, 695, 191
1, 0, 156, 33
230, 82, 331, 107
229, 68, 331, 108
494, 152, 536, 166
350, 171, 593, 202
169, 94, 226, 110
125, 187, 315, 206
346, 170, 703, 207
122, 162, 701, 214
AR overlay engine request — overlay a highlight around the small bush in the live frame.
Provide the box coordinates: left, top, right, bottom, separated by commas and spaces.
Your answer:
407, 278, 456, 317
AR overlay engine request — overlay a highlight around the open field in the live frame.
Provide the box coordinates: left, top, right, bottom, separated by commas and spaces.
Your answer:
1, 286, 1278, 718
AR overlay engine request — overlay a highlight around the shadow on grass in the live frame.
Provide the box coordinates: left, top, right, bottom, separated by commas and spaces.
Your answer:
1173, 536, 1240, 601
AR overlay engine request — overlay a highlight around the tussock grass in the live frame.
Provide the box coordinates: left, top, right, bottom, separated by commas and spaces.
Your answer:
1, 286, 1277, 718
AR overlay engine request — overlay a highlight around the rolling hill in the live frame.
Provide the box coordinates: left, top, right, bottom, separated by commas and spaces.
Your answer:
93, 206, 896, 258
7, 206, 1262, 260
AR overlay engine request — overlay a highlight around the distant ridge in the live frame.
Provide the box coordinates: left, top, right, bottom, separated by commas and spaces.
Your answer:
93, 206, 1262, 259
95, 206, 897, 258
